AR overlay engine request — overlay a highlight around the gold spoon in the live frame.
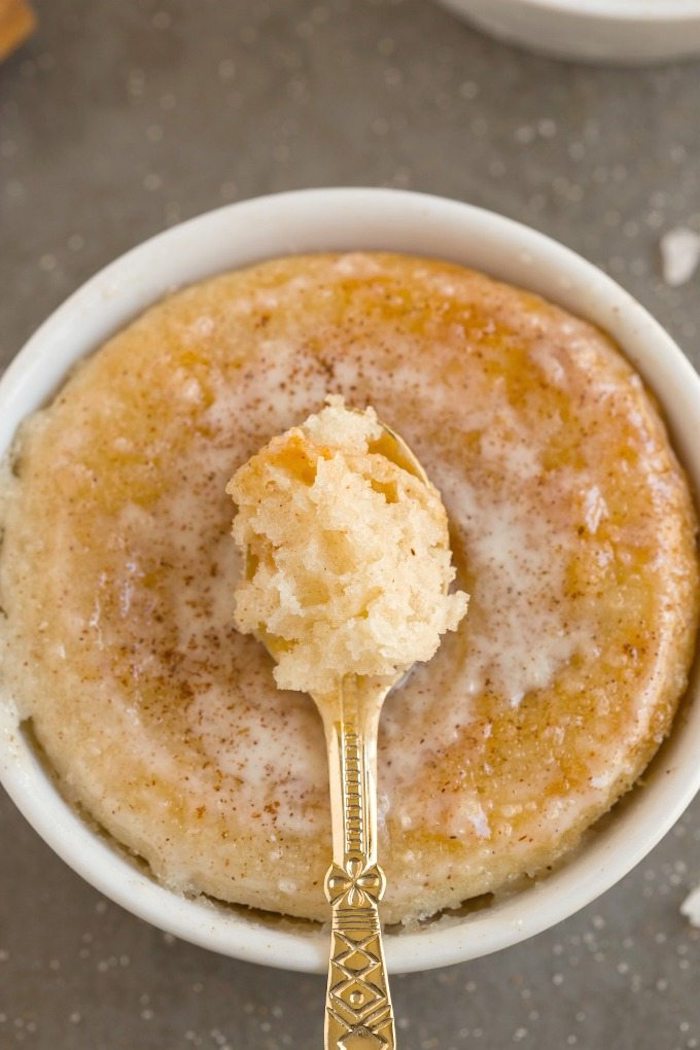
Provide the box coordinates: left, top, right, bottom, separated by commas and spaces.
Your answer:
253, 421, 433, 1050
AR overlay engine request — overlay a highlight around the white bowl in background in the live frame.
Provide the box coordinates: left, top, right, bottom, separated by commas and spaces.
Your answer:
436, 0, 700, 64
0, 188, 699, 973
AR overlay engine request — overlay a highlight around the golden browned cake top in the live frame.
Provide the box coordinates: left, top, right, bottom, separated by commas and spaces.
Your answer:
1, 252, 698, 924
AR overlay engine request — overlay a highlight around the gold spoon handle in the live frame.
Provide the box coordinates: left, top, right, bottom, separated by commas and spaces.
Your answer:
322, 679, 396, 1049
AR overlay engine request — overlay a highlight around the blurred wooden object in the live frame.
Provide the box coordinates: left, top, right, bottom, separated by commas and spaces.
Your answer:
0, 0, 35, 62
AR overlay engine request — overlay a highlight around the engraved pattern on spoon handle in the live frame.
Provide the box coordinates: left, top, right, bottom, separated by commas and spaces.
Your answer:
322, 682, 396, 1049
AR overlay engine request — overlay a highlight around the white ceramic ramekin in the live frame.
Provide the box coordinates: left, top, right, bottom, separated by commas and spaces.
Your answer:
437, 0, 700, 64
1, 189, 699, 974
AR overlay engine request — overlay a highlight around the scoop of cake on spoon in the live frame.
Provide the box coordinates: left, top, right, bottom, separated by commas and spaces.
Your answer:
227, 396, 468, 1049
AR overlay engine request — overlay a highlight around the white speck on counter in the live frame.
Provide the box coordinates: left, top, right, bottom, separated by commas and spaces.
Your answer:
681, 885, 700, 926
218, 58, 236, 80
459, 79, 479, 99
537, 118, 557, 138
660, 228, 700, 287
514, 125, 535, 145
220, 179, 238, 200
5, 179, 24, 199
127, 69, 145, 98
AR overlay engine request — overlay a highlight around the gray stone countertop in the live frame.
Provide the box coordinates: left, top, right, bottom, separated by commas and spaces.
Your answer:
1, 1, 699, 1047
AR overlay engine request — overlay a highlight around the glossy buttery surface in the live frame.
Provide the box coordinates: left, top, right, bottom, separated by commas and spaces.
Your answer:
0, 253, 697, 924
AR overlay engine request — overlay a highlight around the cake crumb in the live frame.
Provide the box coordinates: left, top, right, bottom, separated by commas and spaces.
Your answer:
660, 227, 700, 287
681, 885, 700, 927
